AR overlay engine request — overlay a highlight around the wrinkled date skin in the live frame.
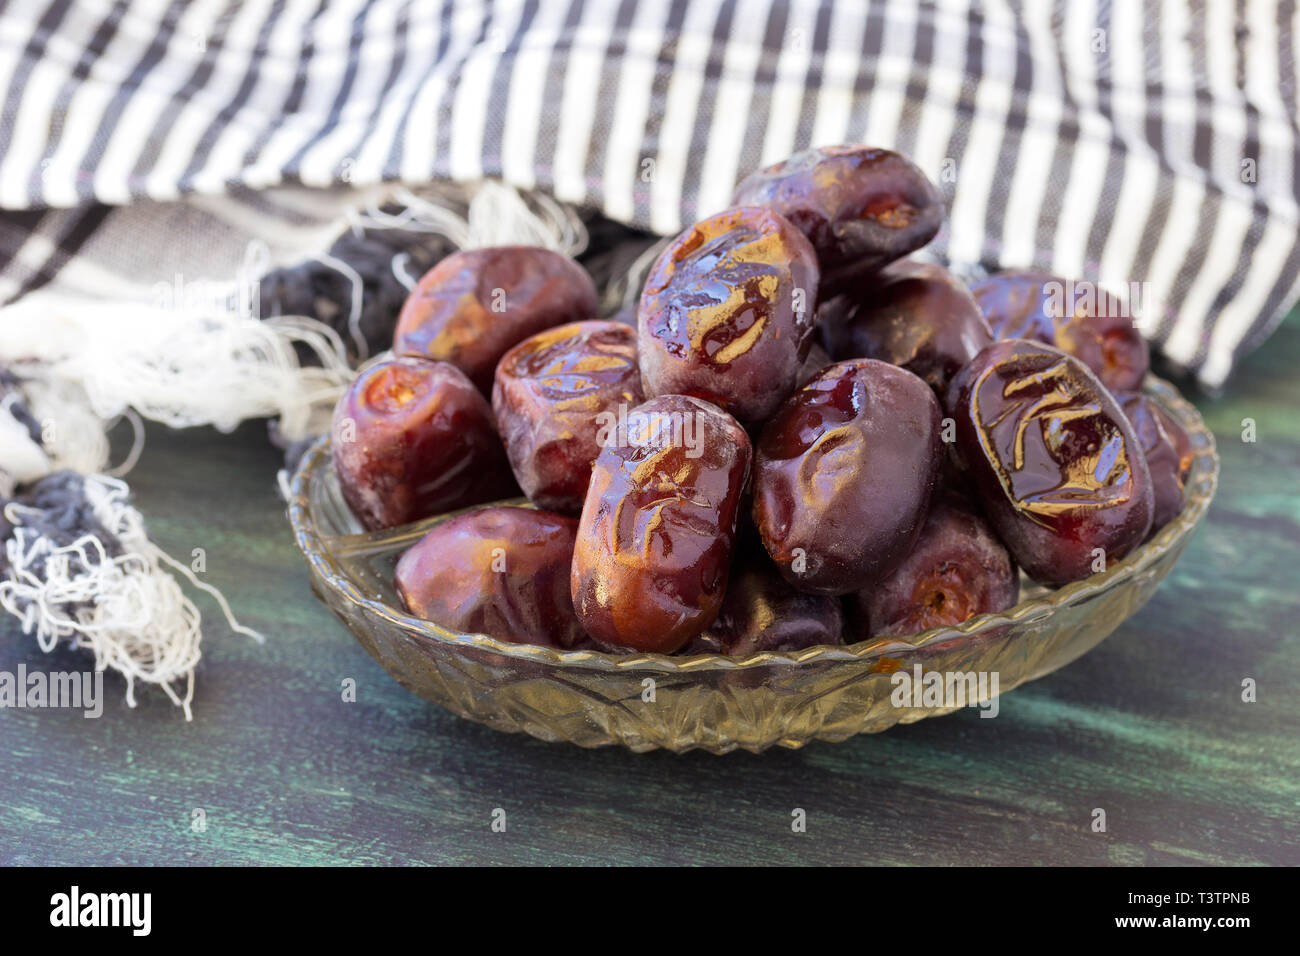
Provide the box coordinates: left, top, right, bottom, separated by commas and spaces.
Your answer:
753, 359, 944, 595
945, 339, 1154, 586
395, 507, 588, 648
850, 497, 1018, 640
571, 395, 752, 653
827, 260, 994, 392
393, 246, 600, 392
331, 356, 517, 530
637, 207, 820, 425
732, 145, 943, 296
685, 551, 844, 655
970, 270, 1150, 392
493, 321, 644, 514
1118, 392, 1187, 532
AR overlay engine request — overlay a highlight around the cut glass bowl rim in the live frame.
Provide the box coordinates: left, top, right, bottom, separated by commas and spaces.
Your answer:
288, 373, 1218, 673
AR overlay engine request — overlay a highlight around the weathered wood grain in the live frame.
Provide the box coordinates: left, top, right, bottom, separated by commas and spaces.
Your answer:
2, 317, 1298, 866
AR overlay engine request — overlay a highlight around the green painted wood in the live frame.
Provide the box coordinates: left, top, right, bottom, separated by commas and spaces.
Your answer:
2, 317, 1298, 866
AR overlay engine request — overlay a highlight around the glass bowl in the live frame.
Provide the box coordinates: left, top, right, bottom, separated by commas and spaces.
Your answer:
288, 375, 1218, 754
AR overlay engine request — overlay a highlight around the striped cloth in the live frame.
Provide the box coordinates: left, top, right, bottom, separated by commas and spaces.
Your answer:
1, 0, 1298, 389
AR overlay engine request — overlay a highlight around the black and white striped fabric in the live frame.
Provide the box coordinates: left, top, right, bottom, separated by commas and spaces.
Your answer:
2, 0, 1298, 389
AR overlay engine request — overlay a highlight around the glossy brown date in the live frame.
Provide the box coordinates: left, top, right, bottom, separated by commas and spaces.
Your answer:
331, 356, 517, 531
570, 395, 752, 654
945, 339, 1154, 586
970, 270, 1150, 392
825, 259, 994, 392
732, 145, 943, 296
637, 206, 820, 425
1118, 392, 1187, 532
850, 497, 1018, 639
492, 320, 644, 514
752, 359, 944, 595
395, 506, 588, 649
685, 551, 844, 655
393, 246, 599, 392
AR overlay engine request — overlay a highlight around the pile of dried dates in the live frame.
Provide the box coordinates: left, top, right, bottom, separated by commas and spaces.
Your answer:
329, 145, 1195, 656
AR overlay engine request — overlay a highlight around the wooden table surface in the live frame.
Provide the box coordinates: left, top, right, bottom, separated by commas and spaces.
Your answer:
2, 316, 1298, 867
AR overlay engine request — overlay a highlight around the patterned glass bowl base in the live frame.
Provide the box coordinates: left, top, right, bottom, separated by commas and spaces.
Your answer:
288, 376, 1218, 754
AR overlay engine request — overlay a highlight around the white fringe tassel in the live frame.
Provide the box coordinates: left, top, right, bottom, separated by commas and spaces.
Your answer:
347, 180, 589, 256
0, 308, 352, 443
0, 475, 262, 720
